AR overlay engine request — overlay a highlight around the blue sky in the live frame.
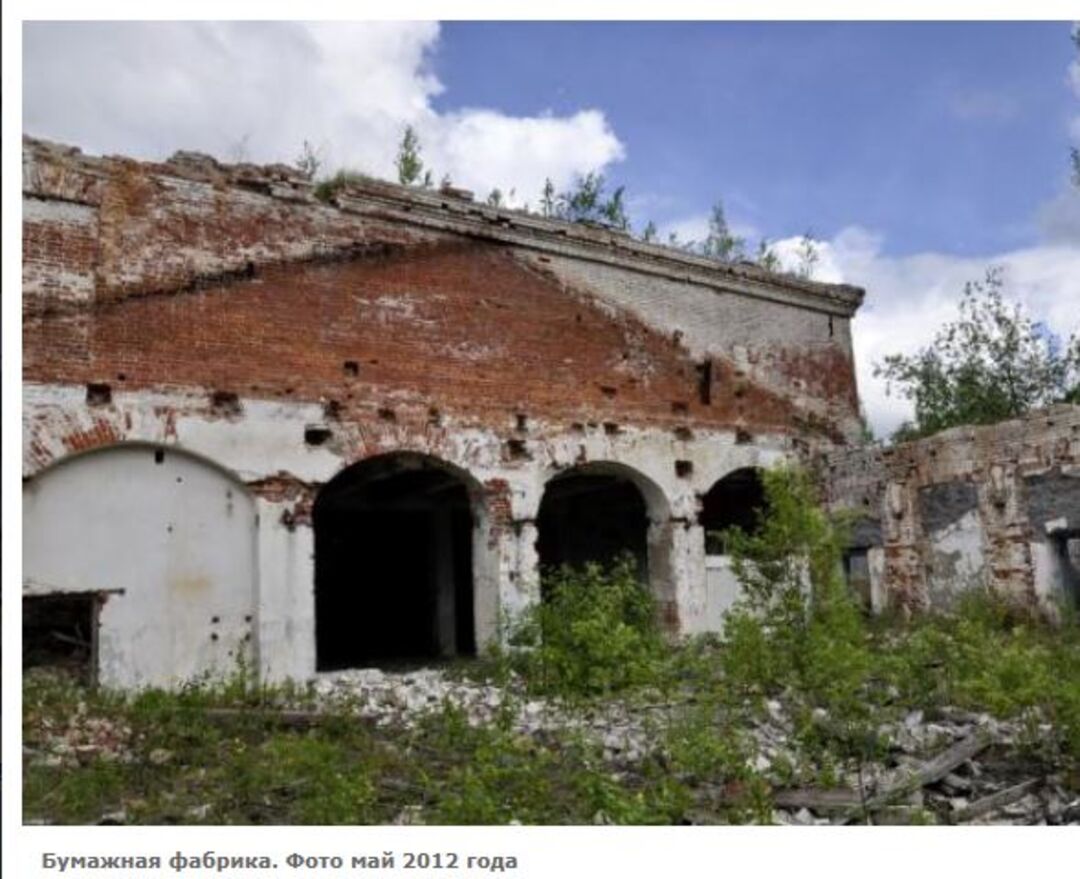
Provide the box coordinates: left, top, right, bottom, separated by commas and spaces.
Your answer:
20, 20, 1080, 434
433, 21, 1076, 255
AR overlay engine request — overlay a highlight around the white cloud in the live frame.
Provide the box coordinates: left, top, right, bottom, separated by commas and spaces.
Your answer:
768, 228, 1080, 439
22, 21, 624, 205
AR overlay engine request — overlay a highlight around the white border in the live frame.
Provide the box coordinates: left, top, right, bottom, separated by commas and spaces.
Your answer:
4, 5, 1078, 878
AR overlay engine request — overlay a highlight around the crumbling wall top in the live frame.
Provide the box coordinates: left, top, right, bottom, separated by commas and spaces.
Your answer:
22, 136, 865, 318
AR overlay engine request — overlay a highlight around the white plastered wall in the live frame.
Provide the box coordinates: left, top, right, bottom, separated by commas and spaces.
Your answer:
24, 382, 795, 684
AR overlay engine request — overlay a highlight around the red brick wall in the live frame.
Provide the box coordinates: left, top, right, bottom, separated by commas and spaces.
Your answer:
24, 240, 803, 434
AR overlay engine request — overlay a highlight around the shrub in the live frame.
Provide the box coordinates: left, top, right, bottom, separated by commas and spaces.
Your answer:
513, 556, 665, 698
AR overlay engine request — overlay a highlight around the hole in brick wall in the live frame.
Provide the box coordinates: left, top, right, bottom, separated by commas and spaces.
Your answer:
343, 360, 359, 377
116, 373, 126, 382
23, 593, 100, 684
735, 429, 753, 445
85, 383, 111, 406
378, 407, 397, 422
210, 391, 242, 416
673, 330, 684, 345
506, 439, 531, 460
305, 425, 332, 446
515, 413, 529, 432
673, 426, 694, 441
603, 422, 622, 436
428, 407, 443, 426
599, 385, 618, 398
323, 400, 342, 420
829, 316, 835, 338
154, 449, 165, 465
696, 360, 713, 405
570, 422, 586, 434
675, 460, 694, 478
671, 401, 689, 415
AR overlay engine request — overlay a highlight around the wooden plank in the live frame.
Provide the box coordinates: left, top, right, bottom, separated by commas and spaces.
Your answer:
839, 731, 995, 824
953, 779, 1041, 823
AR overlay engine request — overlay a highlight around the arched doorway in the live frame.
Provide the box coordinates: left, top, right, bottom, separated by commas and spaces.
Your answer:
313, 453, 478, 670
698, 466, 768, 626
22, 443, 258, 688
536, 462, 667, 585
699, 467, 767, 554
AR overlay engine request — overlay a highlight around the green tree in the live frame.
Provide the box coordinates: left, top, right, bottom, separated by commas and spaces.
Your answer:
794, 232, 820, 280
293, 140, 322, 180
559, 172, 604, 221
874, 267, 1080, 440
700, 200, 745, 262
641, 220, 658, 243
555, 172, 629, 229
540, 178, 557, 217
395, 125, 431, 187
755, 238, 780, 273
598, 185, 629, 230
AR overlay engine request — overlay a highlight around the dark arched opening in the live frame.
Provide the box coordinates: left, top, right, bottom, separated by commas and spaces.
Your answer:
537, 467, 650, 581
700, 467, 767, 554
314, 454, 476, 670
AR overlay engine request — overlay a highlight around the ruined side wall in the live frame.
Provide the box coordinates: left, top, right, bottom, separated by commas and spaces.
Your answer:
823, 406, 1080, 612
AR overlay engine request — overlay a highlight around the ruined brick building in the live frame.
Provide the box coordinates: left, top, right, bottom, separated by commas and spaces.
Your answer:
22, 137, 1078, 689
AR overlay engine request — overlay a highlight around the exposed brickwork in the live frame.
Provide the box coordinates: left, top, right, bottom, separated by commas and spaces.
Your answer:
23, 137, 864, 452
25, 242, 826, 439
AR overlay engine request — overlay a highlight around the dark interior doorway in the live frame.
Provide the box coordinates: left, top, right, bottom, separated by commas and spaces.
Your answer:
314, 455, 476, 670
537, 469, 649, 580
700, 467, 767, 554
1053, 533, 1080, 610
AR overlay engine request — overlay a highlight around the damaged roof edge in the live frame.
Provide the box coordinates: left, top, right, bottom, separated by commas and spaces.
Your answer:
22, 136, 866, 318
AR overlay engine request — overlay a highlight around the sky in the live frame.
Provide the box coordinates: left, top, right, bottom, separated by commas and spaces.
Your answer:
21, 20, 1080, 437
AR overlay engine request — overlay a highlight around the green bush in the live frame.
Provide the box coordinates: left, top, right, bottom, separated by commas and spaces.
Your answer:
513, 556, 665, 698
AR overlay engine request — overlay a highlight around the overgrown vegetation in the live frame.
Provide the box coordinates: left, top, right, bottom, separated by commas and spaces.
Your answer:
301, 127, 811, 276
24, 467, 1080, 825
505, 556, 665, 698
875, 266, 1080, 441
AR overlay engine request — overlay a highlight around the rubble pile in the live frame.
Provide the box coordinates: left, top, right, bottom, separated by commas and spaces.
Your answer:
311, 667, 1080, 825
23, 666, 1079, 825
